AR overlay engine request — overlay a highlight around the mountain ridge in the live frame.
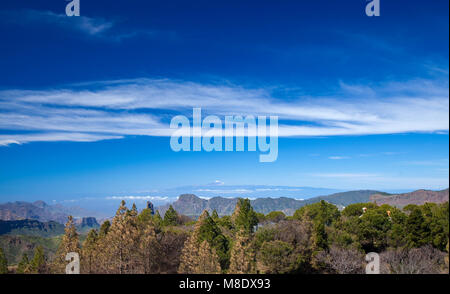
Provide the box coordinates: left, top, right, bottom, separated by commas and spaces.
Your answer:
370, 188, 449, 207
157, 190, 383, 216
0, 200, 102, 224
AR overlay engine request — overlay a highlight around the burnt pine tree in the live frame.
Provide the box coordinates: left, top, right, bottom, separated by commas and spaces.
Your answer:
196, 240, 221, 274
53, 215, 80, 273
102, 200, 140, 273
229, 230, 256, 274
138, 224, 160, 273
95, 220, 110, 273
179, 210, 222, 273
81, 229, 98, 274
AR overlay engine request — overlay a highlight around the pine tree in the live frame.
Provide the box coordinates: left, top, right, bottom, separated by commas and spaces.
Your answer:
102, 200, 140, 273
178, 230, 200, 273
406, 208, 428, 248
99, 220, 111, 237
137, 207, 155, 227
95, 220, 110, 273
0, 247, 8, 274
197, 211, 230, 270
232, 198, 258, 233
53, 215, 80, 273
16, 253, 30, 274
30, 246, 46, 274
211, 209, 219, 221
129, 203, 138, 218
229, 230, 256, 274
197, 240, 221, 274
313, 222, 328, 251
138, 224, 160, 273
154, 210, 163, 227
228, 200, 259, 273
178, 210, 222, 273
444, 241, 449, 272
164, 205, 179, 226
81, 229, 98, 273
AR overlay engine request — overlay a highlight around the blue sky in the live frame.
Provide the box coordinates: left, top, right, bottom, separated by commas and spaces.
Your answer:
0, 0, 448, 208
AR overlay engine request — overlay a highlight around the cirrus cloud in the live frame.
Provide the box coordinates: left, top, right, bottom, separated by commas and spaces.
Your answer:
0, 76, 448, 146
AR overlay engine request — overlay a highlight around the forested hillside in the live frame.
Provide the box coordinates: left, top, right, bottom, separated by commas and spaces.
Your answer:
1, 198, 448, 274
0, 220, 65, 237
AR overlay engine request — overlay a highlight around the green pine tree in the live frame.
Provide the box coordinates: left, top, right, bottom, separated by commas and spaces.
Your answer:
16, 253, 30, 274
313, 222, 328, 251
232, 198, 258, 234
137, 207, 154, 226
164, 205, 179, 226
30, 246, 46, 274
406, 207, 428, 248
179, 210, 226, 273
197, 211, 230, 270
154, 210, 163, 226
0, 247, 8, 274
99, 220, 111, 237
211, 209, 219, 221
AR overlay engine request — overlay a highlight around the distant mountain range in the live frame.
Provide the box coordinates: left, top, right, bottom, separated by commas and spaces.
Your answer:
157, 188, 450, 216
159, 185, 342, 199
370, 189, 449, 208
157, 190, 383, 216
0, 200, 102, 224
2, 188, 448, 223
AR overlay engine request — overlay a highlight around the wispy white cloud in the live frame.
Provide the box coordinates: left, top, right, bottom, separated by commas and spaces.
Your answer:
357, 151, 404, 158
0, 9, 113, 36
0, 77, 448, 146
382, 152, 403, 156
105, 195, 169, 201
255, 188, 302, 192
0, 132, 122, 146
0, 9, 165, 41
307, 173, 449, 190
402, 159, 449, 166
328, 156, 350, 160
194, 189, 253, 194
310, 173, 379, 178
